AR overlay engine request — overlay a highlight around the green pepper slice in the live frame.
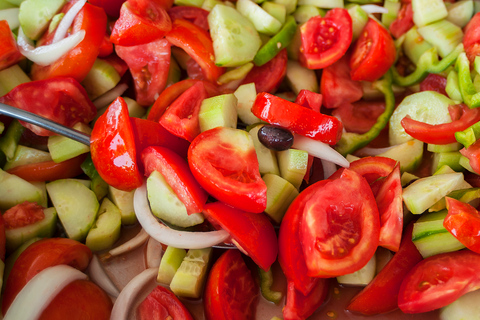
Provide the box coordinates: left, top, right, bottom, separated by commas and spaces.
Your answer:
456, 52, 480, 108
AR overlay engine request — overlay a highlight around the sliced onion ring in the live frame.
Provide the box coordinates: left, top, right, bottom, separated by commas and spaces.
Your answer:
87, 255, 120, 297
17, 27, 85, 66
4, 265, 87, 320
361, 4, 389, 14
145, 237, 163, 269
292, 134, 350, 168
93, 83, 128, 109
134, 183, 230, 249
104, 228, 149, 259
321, 158, 338, 180
52, 0, 86, 43
110, 268, 157, 320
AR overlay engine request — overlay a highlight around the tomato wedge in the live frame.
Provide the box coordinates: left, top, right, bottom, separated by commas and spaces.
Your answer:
299, 8, 352, 69
203, 201, 278, 271
444, 197, 480, 253
350, 18, 396, 82
389, 2, 414, 39
168, 6, 209, 31
460, 139, 480, 174
332, 100, 386, 134
0, 20, 23, 71
137, 285, 193, 320
3, 201, 45, 229
463, 12, 480, 64
204, 250, 259, 320
301, 169, 380, 277
90, 97, 143, 191
419, 73, 447, 96
283, 279, 329, 320
188, 127, 267, 213
2, 238, 92, 315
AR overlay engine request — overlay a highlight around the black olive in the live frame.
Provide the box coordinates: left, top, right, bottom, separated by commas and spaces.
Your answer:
258, 125, 294, 151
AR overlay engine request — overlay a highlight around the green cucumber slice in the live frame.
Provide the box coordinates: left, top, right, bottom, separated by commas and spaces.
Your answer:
198, 93, 238, 132
157, 246, 187, 285
85, 198, 122, 252
170, 248, 212, 298
411, 0, 448, 27
417, 19, 463, 58
249, 125, 280, 176
0, 168, 43, 210
236, 0, 282, 36
18, 0, 66, 40
263, 173, 298, 223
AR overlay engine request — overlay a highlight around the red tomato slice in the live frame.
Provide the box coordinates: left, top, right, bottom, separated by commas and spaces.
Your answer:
463, 12, 480, 64
116, 38, 171, 106
39, 279, 112, 320
204, 250, 259, 320
301, 169, 380, 277
283, 279, 329, 320
159, 81, 207, 142
398, 250, 480, 313
110, 0, 172, 46
88, 0, 126, 17
90, 97, 143, 191
329, 156, 397, 185
350, 18, 396, 82
278, 181, 329, 295
137, 285, 193, 320
294, 89, 322, 113
419, 73, 447, 96
2, 238, 92, 315
347, 222, 423, 315
240, 49, 288, 94
203, 202, 278, 271
166, 18, 224, 83
31, 3, 107, 82
0, 78, 96, 136
402, 104, 480, 145
375, 164, 403, 252
168, 6, 209, 31
98, 34, 114, 58
252, 92, 343, 145
320, 55, 363, 109
389, 3, 414, 39
188, 127, 267, 213
0, 215, 5, 262
3, 201, 45, 229
332, 100, 386, 134
147, 79, 220, 122
444, 197, 480, 253
299, 8, 352, 69
142, 146, 208, 215
0, 20, 23, 71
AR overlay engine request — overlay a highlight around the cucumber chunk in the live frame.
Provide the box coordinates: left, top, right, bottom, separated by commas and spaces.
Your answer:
377, 139, 424, 173
285, 60, 318, 95
3, 145, 52, 171
108, 186, 136, 225
411, 0, 447, 27
249, 124, 280, 176
170, 248, 212, 298
208, 4, 262, 67
19, 0, 66, 40
236, 0, 282, 35
0, 168, 43, 210
440, 288, 480, 320
417, 19, 463, 58
234, 83, 261, 125
337, 252, 376, 286
277, 148, 308, 190
446, 0, 474, 28
85, 198, 121, 252
263, 173, 298, 223
198, 93, 238, 132
157, 246, 187, 285
48, 122, 91, 163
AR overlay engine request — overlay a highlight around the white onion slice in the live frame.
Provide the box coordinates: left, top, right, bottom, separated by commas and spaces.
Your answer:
93, 83, 129, 109
321, 158, 338, 180
361, 4, 389, 14
145, 237, 163, 269
52, 0, 86, 43
355, 145, 395, 157
134, 183, 230, 249
110, 268, 157, 320
106, 228, 149, 259
17, 27, 85, 66
4, 265, 87, 320
292, 135, 350, 168
87, 255, 120, 297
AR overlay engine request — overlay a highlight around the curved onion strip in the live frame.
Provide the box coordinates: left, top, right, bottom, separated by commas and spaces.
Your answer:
321, 158, 338, 180
134, 184, 230, 249
17, 27, 85, 66
361, 4, 389, 14
145, 237, 163, 269
292, 135, 350, 168
93, 83, 128, 109
52, 0, 86, 43
110, 268, 157, 320
87, 255, 120, 297
355, 145, 395, 157
105, 228, 149, 259
4, 265, 87, 320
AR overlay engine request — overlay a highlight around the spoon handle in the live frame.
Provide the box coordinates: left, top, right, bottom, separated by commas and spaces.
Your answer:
0, 102, 91, 146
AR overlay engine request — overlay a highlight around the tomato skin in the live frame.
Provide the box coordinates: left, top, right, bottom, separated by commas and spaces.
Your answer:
389, 3, 414, 39
116, 38, 171, 106
240, 49, 288, 94
463, 12, 480, 64
0, 20, 23, 71
90, 97, 143, 192
204, 250, 259, 320
299, 8, 352, 69
460, 139, 480, 174
3, 201, 45, 229
188, 127, 267, 213
347, 223, 423, 315
283, 279, 329, 320
39, 279, 112, 320
279, 181, 329, 295
137, 285, 193, 320
320, 55, 363, 109
0, 215, 5, 262
398, 250, 480, 313
88, 0, 126, 17
332, 100, 386, 134
159, 81, 208, 142
329, 156, 397, 184
419, 73, 447, 96
31, 3, 107, 82
142, 146, 208, 215
168, 6, 209, 31
166, 19, 224, 83
444, 197, 480, 253
252, 92, 343, 145
0, 78, 96, 136
2, 238, 92, 315
203, 202, 278, 271
301, 169, 380, 277
294, 89, 322, 113
350, 18, 396, 82
402, 104, 480, 145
